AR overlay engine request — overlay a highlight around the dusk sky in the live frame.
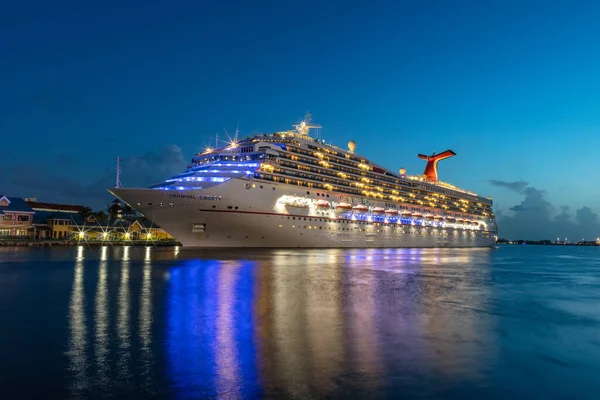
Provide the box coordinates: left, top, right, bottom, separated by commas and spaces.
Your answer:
2, 0, 600, 239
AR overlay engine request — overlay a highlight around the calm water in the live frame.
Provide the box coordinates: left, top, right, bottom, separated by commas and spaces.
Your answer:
1, 245, 600, 399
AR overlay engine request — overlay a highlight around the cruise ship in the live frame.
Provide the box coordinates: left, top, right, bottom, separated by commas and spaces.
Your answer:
109, 116, 497, 248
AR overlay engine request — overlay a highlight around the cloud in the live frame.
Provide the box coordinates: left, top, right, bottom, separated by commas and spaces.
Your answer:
0, 145, 187, 210
576, 207, 598, 226
491, 181, 600, 241
488, 180, 529, 193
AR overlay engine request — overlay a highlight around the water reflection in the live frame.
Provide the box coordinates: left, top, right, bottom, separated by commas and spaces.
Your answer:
215, 262, 241, 399
94, 247, 109, 388
117, 248, 131, 384
139, 247, 153, 391
165, 248, 493, 398
344, 252, 383, 391
67, 246, 87, 398
304, 251, 344, 395
65, 246, 493, 398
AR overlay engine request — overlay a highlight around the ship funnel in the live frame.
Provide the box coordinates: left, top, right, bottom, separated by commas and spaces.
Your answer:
417, 150, 456, 182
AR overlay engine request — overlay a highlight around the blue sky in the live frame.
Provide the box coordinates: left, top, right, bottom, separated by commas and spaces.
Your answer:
1, 0, 600, 238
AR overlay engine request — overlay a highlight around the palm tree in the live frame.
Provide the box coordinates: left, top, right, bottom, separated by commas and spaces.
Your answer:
91, 210, 107, 222
78, 206, 93, 221
122, 204, 136, 218
108, 202, 122, 220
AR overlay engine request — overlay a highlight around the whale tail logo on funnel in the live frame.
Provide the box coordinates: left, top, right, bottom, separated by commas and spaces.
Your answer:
418, 150, 456, 182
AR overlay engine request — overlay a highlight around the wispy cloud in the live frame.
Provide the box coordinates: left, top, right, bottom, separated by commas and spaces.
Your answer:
489, 180, 529, 193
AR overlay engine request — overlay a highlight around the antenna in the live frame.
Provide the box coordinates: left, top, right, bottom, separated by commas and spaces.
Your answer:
115, 157, 122, 188
293, 112, 322, 136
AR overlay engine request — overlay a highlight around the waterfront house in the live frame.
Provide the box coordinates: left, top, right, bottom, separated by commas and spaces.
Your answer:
1, 195, 174, 242
0, 196, 35, 237
31, 211, 84, 239
77, 216, 174, 242
26, 199, 87, 239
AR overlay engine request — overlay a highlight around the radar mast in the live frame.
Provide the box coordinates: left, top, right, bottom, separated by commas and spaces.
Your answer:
293, 113, 321, 136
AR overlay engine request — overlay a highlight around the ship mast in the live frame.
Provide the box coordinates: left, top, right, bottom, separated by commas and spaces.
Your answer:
115, 157, 122, 188
293, 113, 322, 136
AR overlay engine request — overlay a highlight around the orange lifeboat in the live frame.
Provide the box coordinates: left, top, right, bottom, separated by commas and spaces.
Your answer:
372, 207, 385, 214
433, 215, 443, 220
385, 209, 398, 216
424, 214, 435, 220
352, 204, 369, 212
316, 200, 331, 208
401, 210, 412, 216
412, 212, 423, 218
446, 216, 456, 222
335, 202, 352, 211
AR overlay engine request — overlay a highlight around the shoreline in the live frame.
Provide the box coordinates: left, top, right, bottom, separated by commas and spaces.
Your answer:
0, 239, 181, 247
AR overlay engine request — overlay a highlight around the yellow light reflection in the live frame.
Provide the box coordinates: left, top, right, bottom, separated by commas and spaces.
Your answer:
67, 248, 87, 397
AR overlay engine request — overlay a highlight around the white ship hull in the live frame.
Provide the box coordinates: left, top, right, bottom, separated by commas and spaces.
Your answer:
110, 178, 496, 248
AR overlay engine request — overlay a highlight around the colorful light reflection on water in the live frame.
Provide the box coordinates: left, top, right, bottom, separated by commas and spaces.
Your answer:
3, 245, 600, 398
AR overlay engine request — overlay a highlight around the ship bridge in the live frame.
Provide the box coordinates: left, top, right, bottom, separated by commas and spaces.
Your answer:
150, 161, 260, 191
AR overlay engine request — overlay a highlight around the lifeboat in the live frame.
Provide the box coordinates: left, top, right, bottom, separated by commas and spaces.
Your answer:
412, 212, 423, 218
385, 209, 398, 216
446, 216, 456, 222
433, 215, 443, 220
472, 221, 479, 226
315, 200, 331, 208
280, 195, 310, 208
372, 207, 385, 214
335, 202, 352, 211
352, 204, 369, 212
401, 210, 412, 216
424, 214, 435, 220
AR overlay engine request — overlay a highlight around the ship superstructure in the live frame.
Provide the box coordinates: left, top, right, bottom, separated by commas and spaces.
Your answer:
110, 115, 497, 247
